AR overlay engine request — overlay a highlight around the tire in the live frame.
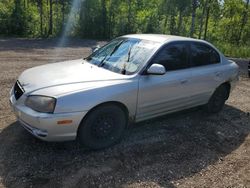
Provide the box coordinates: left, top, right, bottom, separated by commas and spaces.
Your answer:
205, 85, 229, 113
78, 104, 127, 150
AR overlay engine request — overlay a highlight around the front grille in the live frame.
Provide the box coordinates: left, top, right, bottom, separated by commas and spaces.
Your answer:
14, 80, 24, 100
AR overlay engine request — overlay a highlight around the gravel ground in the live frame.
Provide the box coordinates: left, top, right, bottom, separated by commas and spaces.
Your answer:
0, 38, 249, 188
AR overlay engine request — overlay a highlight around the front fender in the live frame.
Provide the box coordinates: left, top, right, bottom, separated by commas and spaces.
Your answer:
53, 79, 139, 118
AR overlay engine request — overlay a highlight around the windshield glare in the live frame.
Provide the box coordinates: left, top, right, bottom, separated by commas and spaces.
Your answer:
86, 38, 160, 75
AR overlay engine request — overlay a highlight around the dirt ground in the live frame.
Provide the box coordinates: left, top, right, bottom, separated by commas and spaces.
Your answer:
0, 38, 249, 188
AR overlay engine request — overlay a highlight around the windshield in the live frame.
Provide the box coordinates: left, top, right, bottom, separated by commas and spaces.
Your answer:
85, 38, 160, 75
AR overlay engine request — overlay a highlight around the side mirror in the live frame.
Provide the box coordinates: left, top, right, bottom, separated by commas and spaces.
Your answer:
91, 45, 100, 53
147, 64, 166, 75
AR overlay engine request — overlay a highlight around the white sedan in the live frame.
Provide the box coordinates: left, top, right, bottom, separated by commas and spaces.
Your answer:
10, 34, 239, 149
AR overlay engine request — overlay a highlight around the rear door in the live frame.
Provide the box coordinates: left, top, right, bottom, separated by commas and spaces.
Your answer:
188, 42, 224, 105
136, 42, 193, 121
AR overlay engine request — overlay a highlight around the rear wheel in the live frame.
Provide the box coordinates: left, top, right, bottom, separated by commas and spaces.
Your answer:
78, 104, 127, 150
205, 85, 229, 113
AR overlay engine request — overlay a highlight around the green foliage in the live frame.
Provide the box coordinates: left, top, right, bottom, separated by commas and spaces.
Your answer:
215, 42, 250, 58
0, 0, 249, 57
0, 0, 14, 35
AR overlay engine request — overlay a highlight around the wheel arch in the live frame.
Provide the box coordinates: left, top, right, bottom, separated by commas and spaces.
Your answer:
76, 101, 129, 137
220, 81, 231, 100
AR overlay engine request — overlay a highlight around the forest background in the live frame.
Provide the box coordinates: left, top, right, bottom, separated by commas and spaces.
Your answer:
0, 0, 249, 57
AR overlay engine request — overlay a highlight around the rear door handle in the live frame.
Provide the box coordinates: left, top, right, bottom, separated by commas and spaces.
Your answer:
180, 79, 188, 84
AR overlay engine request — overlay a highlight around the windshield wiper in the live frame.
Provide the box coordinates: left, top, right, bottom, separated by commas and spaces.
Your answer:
121, 44, 133, 75
127, 44, 132, 62
98, 40, 124, 67
83, 56, 91, 61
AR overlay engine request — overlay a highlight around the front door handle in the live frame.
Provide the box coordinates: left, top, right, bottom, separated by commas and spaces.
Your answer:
180, 79, 188, 84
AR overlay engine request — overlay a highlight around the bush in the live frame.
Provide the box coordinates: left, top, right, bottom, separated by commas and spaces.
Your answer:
215, 43, 250, 58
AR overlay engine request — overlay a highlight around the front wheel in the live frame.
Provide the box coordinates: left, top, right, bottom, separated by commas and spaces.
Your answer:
78, 104, 127, 150
205, 85, 229, 113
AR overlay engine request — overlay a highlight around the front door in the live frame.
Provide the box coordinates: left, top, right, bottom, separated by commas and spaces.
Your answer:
136, 42, 193, 121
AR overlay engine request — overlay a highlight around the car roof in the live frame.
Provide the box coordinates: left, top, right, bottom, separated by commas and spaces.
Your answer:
123, 34, 207, 44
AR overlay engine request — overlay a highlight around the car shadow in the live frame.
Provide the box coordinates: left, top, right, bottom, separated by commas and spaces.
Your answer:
0, 104, 249, 187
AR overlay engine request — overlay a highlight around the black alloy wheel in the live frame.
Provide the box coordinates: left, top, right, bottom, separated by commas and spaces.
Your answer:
78, 104, 127, 150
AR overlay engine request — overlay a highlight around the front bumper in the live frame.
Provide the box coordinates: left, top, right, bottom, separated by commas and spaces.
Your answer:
10, 95, 87, 142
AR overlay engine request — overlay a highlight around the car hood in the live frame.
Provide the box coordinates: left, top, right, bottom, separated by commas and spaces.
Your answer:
18, 59, 128, 94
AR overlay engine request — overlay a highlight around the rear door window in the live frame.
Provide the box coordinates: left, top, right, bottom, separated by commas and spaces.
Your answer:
190, 42, 220, 67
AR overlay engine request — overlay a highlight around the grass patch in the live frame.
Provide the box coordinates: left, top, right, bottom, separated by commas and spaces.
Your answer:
215, 43, 250, 58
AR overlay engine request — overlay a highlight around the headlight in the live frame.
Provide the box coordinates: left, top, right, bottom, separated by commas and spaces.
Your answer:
25, 95, 56, 113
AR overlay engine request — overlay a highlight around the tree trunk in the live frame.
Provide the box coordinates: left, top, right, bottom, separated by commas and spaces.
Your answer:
38, 0, 43, 37
199, 0, 209, 39
238, 0, 249, 44
204, 4, 210, 40
127, 0, 132, 33
55, 0, 59, 34
177, 10, 183, 35
169, 13, 175, 35
48, 0, 53, 36
163, 15, 168, 34
62, 0, 65, 28
108, 1, 114, 38
101, 0, 107, 38
190, 0, 197, 37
